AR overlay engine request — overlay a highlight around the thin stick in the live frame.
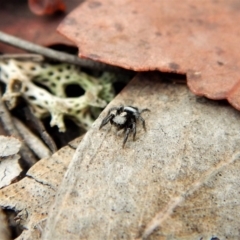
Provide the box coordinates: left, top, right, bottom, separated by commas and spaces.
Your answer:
13, 117, 52, 159
0, 92, 37, 167
0, 53, 44, 62
0, 31, 124, 71
24, 107, 57, 153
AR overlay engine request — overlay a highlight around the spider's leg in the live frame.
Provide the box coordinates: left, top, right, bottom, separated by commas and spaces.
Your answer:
123, 128, 131, 148
140, 108, 150, 113
107, 106, 121, 115
99, 114, 114, 129
99, 105, 123, 130
138, 108, 150, 131
132, 122, 136, 140
139, 116, 146, 131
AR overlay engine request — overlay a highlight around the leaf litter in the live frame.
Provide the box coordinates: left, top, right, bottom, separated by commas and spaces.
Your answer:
58, 0, 240, 111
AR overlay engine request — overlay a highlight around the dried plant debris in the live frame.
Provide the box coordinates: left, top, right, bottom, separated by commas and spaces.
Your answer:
0, 209, 10, 240
13, 117, 52, 159
0, 137, 81, 240
58, 0, 240, 111
28, 0, 66, 16
0, 59, 116, 131
0, 136, 22, 189
0, 135, 21, 157
0, 0, 78, 53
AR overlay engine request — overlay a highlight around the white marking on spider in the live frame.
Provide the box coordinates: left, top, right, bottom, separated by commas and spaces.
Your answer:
123, 106, 137, 113
113, 112, 127, 125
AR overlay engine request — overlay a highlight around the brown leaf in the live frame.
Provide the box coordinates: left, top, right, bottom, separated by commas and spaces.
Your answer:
28, 0, 66, 15
0, 209, 10, 240
58, 0, 240, 110
43, 72, 240, 239
0, 0, 81, 53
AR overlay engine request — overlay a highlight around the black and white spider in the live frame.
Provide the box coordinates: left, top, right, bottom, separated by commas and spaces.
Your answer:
99, 105, 150, 147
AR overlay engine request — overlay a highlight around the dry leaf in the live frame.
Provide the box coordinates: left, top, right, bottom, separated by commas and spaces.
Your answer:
58, 0, 240, 111
0, 136, 22, 189
28, 0, 66, 15
43, 72, 240, 239
0, 136, 21, 157
0, 0, 80, 53
0, 209, 10, 240
0, 137, 81, 240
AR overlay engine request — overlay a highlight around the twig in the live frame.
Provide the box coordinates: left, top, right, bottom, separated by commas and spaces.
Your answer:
0, 91, 37, 167
13, 117, 52, 159
0, 31, 126, 72
0, 53, 44, 62
24, 107, 57, 153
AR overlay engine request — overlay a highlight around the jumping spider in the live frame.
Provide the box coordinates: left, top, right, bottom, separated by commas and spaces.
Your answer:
99, 105, 150, 147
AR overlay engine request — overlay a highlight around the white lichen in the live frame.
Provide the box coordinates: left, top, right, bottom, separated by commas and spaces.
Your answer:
0, 59, 115, 131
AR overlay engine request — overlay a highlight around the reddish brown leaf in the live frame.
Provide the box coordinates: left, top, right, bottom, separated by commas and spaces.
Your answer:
28, 0, 66, 15
58, 0, 240, 110
0, 0, 82, 53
